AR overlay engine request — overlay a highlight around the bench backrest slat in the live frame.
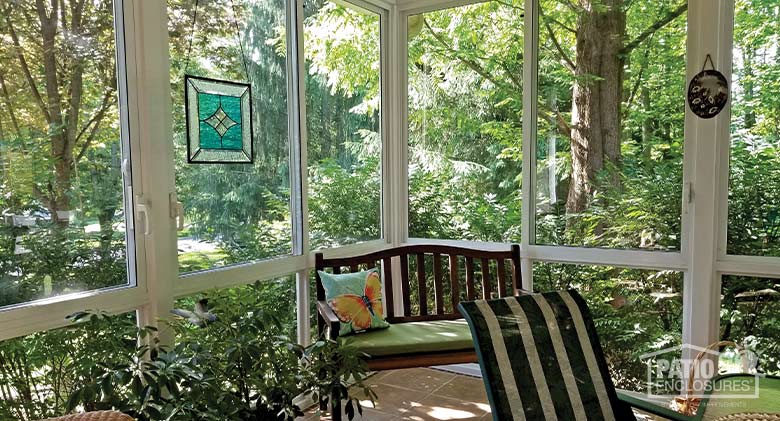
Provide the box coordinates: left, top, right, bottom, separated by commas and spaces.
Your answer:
382, 257, 394, 319
497, 258, 507, 298
481, 258, 491, 299
399, 254, 411, 316
315, 244, 521, 323
449, 255, 459, 313
512, 254, 522, 293
432, 253, 444, 314
465, 257, 476, 301
416, 253, 427, 316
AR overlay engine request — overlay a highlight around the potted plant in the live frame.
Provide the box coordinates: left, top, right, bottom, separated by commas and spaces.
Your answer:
67, 281, 375, 420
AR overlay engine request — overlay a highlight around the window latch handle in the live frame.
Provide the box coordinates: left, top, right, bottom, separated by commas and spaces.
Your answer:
170, 193, 184, 231
135, 197, 151, 236
684, 182, 694, 204
176, 201, 185, 231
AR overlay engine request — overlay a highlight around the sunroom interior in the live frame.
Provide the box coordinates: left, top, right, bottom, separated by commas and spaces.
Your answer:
0, 0, 779, 419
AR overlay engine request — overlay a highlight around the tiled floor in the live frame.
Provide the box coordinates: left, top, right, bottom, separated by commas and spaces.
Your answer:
301, 367, 492, 420
298, 367, 667, 421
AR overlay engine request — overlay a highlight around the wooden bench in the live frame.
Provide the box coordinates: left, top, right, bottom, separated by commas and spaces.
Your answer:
315, 243, 522, 371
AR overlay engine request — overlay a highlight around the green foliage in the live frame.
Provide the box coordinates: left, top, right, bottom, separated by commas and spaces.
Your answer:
303, 1, 381, 113
0, 311, 138, 420
727, 139, 780, 256
308, 158, 381, 248
721, 276, 780, 375
302, 338, 378, 421
537, 161, 683, 249
409, 165, 521, 242
0, 281, 371, 421
406, 2, 523, 241
303, 1, 383, 249
0, 222, 127, 305
65, 282, 372, 420
177, 277, 298, 338
535, 0, 687, 249
0, 0, 129, 306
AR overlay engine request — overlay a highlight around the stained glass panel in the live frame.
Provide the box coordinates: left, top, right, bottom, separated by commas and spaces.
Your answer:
185, 75, 253, 164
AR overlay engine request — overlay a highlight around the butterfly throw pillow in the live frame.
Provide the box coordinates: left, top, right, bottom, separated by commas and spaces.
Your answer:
318, 269, 390, 336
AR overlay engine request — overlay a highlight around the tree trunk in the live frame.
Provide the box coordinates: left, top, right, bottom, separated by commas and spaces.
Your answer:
35, 0, 73, 224
0, 71, 22, 137
566, 0, 626, 214
640, 86, 654, 164
0, 103, 4, 142
11, 0, 89, 226
742, 46, 756, 130
98, 209, 117, 258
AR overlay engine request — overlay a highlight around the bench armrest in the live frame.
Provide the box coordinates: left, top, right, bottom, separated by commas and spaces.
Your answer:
616, 390, 692, 421
316, 301, 341, 341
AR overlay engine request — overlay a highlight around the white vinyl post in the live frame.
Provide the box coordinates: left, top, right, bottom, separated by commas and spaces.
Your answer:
290, 0, 312, 346
387, 5, 407, 248
396, 5, 412, 248
296, 270, 311, 346
681, 0, 734, 385
132, 0, 177, 346
384, 3, 407, 316
520, 0, 539, 291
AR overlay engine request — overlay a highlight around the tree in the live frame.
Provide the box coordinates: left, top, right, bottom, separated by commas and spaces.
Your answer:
0, 0, 119, 224
542, 0, 688, 214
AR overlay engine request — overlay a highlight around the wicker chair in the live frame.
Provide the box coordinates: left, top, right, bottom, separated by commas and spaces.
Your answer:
40, 411, 134, 421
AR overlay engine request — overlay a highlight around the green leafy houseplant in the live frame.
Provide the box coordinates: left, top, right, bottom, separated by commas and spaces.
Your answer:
67, 281, 375, 421
303, 338, 378, 421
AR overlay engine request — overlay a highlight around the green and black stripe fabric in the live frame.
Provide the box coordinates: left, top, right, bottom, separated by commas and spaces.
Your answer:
458, 290, 636, 421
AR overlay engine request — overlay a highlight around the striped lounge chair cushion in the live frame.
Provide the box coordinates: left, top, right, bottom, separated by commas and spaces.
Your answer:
458, 290, 636, 421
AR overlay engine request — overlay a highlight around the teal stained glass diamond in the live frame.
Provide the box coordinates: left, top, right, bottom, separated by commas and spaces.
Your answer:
185, 75, 253, 163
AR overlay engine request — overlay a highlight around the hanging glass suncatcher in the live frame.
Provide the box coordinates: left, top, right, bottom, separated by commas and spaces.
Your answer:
183, 0, 254, 164
687, 54, 729, 119
185, 76, 253, 164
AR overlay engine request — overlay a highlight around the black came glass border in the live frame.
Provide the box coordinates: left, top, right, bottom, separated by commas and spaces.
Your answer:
184, 74, 255, 164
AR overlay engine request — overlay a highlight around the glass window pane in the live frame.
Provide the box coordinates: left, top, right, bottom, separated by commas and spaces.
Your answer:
535, 1, 687, 250
534, 263, 683, 391
304, 1, 382, 249
720, 275, 780, 374
0, 1, 133, 307
0, 311, 137, 419
407, 2, 523, 242
168, 0, 293, 274
176, 275, 296, 337
727, 1, 780, 257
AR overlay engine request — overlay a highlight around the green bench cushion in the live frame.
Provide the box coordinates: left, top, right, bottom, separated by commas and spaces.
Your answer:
339, 319, 474, 357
